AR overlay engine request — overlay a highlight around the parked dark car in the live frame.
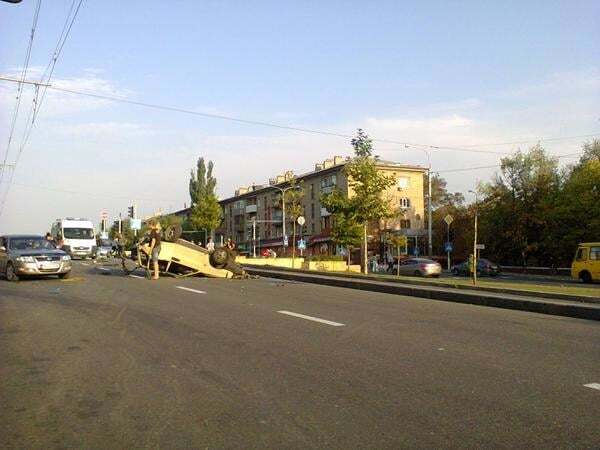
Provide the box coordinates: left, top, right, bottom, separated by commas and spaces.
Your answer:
451, 258, 501, 277
0, 235, 72, 281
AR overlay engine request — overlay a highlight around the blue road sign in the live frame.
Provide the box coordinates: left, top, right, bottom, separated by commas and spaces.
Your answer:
445, 242, 453, 252
298, 239, 306, 250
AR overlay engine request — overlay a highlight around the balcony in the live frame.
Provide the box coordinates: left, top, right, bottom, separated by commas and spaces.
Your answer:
320, 207, 331, 217
245, 204, 257, 214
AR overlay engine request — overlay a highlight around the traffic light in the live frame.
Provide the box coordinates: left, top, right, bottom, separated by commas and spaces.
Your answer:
127, 205, 136, 219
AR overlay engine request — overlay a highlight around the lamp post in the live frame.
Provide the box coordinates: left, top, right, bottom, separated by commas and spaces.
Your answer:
271, 184, 299, 254
468, 190, 479, 285
418, 149, 433, 257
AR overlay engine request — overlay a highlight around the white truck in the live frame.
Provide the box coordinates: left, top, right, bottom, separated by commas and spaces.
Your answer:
51, 218, 97, 259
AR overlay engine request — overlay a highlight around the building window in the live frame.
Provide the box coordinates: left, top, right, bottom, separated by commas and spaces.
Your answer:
400, 219, 411, 229
310, 184, 314, 200
311, 204, 315, 219
400, 198, 411, 208
398, 177, 409, 189
320, 175, 337, 189
311, 223, 315, 233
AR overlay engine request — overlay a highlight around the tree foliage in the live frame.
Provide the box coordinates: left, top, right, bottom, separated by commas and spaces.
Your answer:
322, 129, 395, 273
188, 157, 222, 233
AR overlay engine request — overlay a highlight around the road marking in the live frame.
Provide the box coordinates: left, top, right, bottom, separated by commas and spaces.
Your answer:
98, 267, 110, 271
584, 383, 600, 391
176, 286, 207, 294
128, 274, 144, 279
277, 310, 345, 327
81, 262, 89, 266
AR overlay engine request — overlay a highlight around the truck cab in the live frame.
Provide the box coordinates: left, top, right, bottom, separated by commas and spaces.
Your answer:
571, 242, 600, 283
51, 218, 97, 259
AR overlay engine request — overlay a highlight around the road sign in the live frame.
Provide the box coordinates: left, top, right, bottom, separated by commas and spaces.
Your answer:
298, 239, 306, 250
444, 242, 453, 252
297, 216, 305, 226
100, 210, 108, 220
444, 214, 454, 225
283, 235, 288, 247
130, 218, 142, 230
476, 243, 485, 250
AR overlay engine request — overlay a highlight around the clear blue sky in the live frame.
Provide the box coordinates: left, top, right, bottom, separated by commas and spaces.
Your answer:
1, 1, 599, 233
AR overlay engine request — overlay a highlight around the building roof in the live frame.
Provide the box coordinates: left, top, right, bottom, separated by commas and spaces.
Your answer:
219, 156, 426, 203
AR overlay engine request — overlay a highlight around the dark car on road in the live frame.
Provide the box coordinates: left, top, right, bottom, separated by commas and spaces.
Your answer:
452, 258, 501, 277
0, 235, 72, 281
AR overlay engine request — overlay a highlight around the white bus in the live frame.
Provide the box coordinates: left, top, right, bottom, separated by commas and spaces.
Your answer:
51, 218, 97, 259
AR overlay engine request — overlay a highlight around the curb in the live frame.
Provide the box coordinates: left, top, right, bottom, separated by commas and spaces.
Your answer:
242, 264, 599, 305
247, 267, 600, 322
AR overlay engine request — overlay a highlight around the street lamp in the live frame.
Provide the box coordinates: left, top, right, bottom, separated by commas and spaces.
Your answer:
468, 190, 479, 285
270, 184, 300, 250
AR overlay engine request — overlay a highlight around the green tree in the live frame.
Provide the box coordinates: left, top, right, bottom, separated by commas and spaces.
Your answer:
321, 189, 362, 267
478, 144, 561, 265
188, 157, 222, 243
323, 129, 395, 273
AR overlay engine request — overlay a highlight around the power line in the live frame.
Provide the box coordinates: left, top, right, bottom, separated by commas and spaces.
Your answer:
1, 73, 598, 157
453, 134, 600, 148
0, 0, 42, 185
0, 0, 85, 219
34, 84, 517, 156
436, 152, 583, 174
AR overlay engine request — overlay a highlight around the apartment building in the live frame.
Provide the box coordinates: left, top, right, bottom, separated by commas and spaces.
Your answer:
216, 156, 427, 256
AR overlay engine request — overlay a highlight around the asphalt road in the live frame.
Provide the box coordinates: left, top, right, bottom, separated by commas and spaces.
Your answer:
1, 261, 599, 449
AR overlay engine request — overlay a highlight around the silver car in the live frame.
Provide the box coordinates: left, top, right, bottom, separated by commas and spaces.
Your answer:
396, 258, 442, 277
0, 235, 72, 281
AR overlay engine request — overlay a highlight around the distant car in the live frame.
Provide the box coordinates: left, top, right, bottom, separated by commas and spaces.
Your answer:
96, 238, 114, 258
395, 258, 442, 277
452, 258, 501, 277
0, 235, 72, 281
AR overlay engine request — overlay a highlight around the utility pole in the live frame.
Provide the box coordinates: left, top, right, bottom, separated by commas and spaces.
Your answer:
428, 168, 432, 257
469, 190, 478, 285
252, 218, 256, 258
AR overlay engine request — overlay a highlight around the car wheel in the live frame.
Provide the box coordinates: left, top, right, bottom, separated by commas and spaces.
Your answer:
6, 263, 19, 281
58, 271, 71, 279
414, 270, 421, 277
580, 271, 592, 284
451, 268, 459, 276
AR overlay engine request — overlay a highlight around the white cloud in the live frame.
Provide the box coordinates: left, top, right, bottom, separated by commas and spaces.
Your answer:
1, 68, 599, 234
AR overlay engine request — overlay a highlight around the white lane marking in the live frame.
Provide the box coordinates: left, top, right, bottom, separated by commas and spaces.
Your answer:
81, 262, 90, 266
584, 383, 600, 391
277, 310, 345, 327
98, 267, 110, 271
176, 286, 206, 294
128, 274, 144, 279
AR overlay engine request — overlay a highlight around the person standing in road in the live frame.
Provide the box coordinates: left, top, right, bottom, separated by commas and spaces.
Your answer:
206, 237, 215, 252
148, 221, 162, 280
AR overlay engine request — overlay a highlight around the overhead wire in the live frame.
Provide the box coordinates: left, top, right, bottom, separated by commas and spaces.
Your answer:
0, 0, 85, 218
435, 152, 584, 174
0, 0, 42, 185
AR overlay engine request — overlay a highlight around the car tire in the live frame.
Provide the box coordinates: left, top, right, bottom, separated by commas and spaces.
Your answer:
451, 268, 459, 276
414, 270, 421, 277
58, 271, 71, 279
6, 263, 19, 281
580, 271, 592, 284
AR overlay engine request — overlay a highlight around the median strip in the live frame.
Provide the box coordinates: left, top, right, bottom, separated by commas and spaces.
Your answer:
176, 286, 207, 294
277, 310, 345, 327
